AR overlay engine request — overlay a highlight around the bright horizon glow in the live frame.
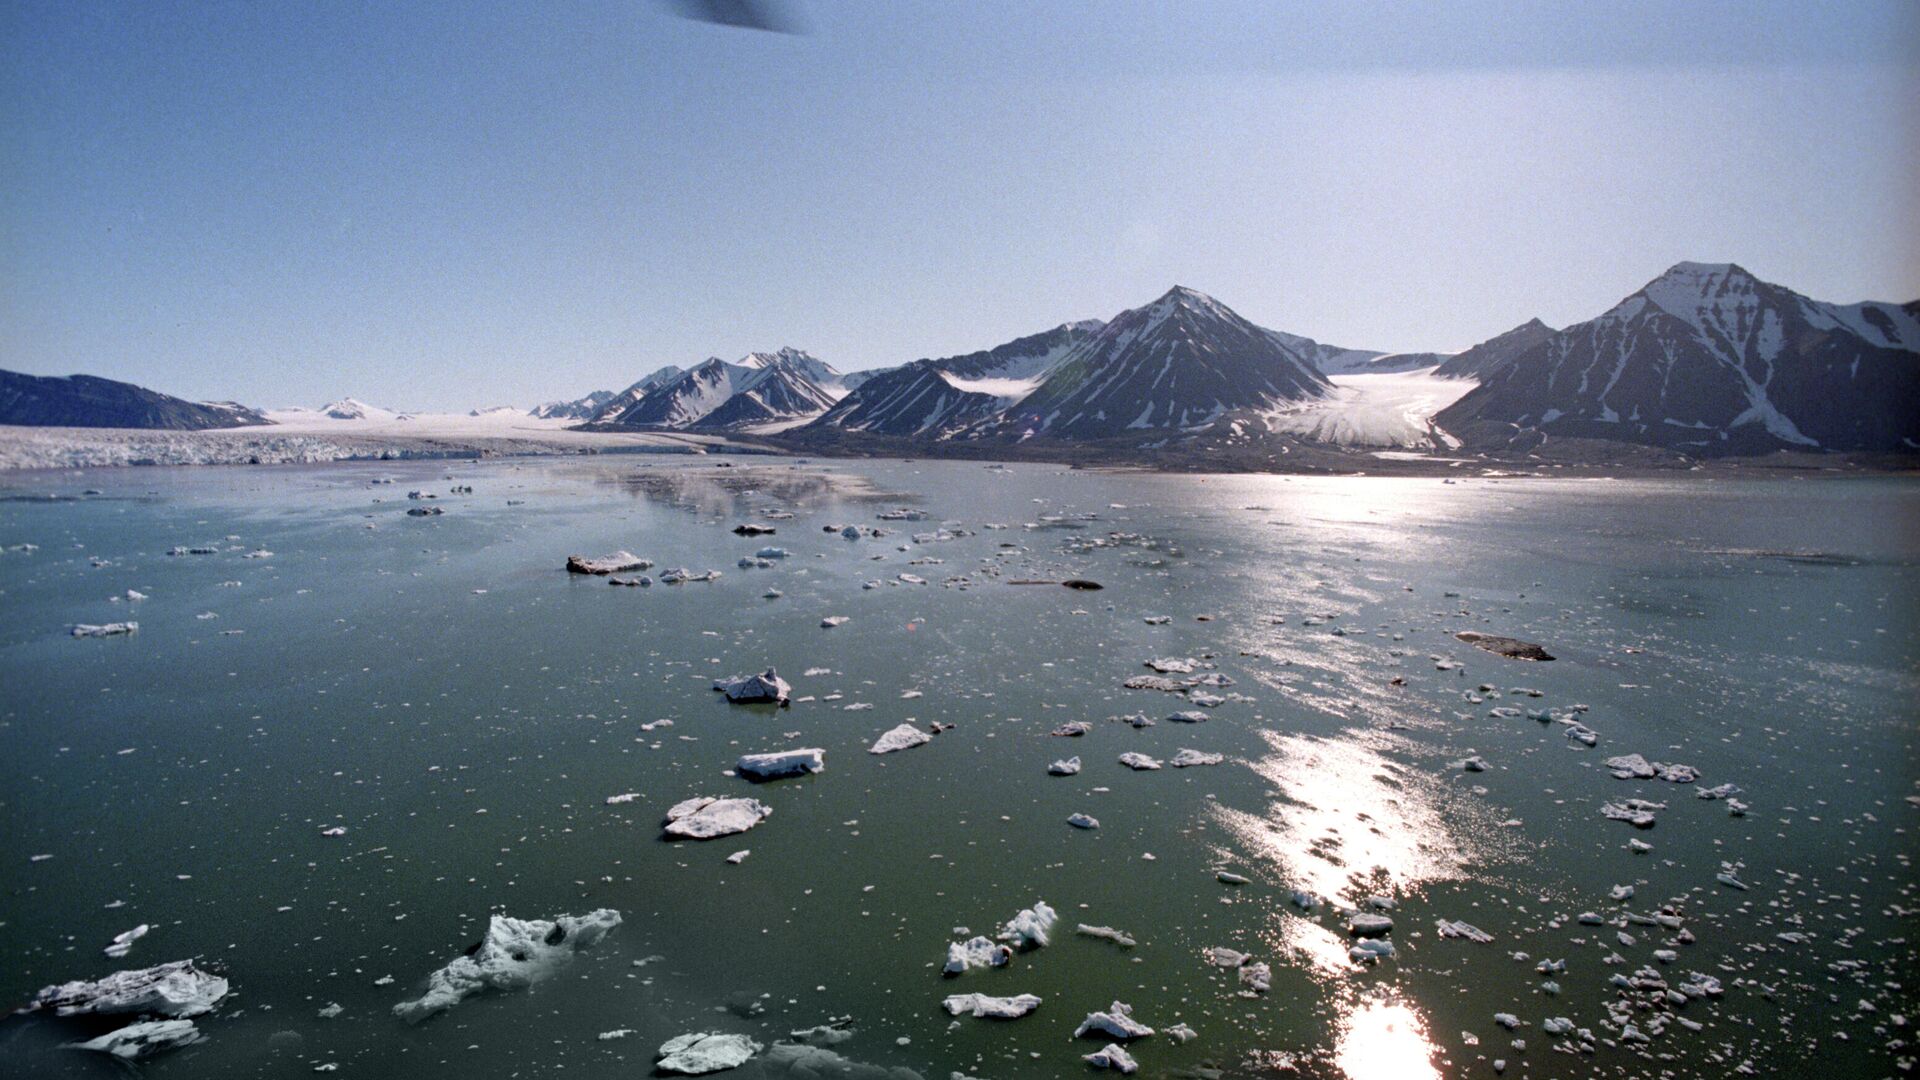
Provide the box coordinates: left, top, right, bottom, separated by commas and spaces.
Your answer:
3, 1, 1916, 411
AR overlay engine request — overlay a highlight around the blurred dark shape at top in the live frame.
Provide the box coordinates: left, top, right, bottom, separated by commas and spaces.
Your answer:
666, 0, 807, 35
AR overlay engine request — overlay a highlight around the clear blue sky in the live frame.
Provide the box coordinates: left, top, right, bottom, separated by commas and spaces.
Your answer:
3, 0, 1916, 410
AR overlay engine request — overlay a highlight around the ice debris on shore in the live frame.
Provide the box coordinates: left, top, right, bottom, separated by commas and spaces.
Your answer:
656, 1031, 762, 1075
392, 909, 620, 1023
735, 748, 824, 780
713, 668, 791, 706
663, 797, 773, 840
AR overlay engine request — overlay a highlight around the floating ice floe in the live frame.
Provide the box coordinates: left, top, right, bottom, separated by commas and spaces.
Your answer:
869, 724, 932, 755
1460, 755, 1489, 772
1049, 757, 1082, 776
1118, 752, 1162, 771
1084, 1044, 1139, 1073
660, 567, 721, 584
755, 547, 789, 559
663, 797, 773, 840
1605, 754, 1656, 780
726, 850, 749, 864
656, 1032, 763, 1075
943, 936, 1012, 975
1076, 925, 1136, 947
1350, 939, 1396, 963
713, 668, 791, 707
943, 993, 1042, 1019
392, 908, 620, 1023
1051, 722, 1092, 737
72, 622, 138, 638
999, 901, 1057, 949
1437, 920, 1493, 943
732, 523, 776, 536
31, 959, 229, 1018
1145, 657, 1196, 674
1170, 749, 1222, 768
820, 616, 849, 628
1455, 631, 1554, 661
1216, 871, 1250, 885
1068, 813, 1100, 829
1074, 1000, 1154, 1040
66, 1019, 203, 1060
565, 551, 649, 575
1348, 913, 1394, 937
104, 924, 150, 958
735, 748, 824, 780
1166, 710, 1208, 723
1600, 799, 1665, 828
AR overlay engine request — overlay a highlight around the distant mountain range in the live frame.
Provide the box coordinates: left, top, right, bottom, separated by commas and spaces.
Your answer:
0, 370, 270, 429
1438, 263, 1919, 454
7, 263, 1914, 459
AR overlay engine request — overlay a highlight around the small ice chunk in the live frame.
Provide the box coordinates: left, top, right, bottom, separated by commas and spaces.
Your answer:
1216, 871, 1251, 885
943, 993, 1042, 1019
1436, 920, 1492, 943
103, 924, 150, 958
734, 748, 824, 780
566, 551, 649, 575
656, 1032, 762, 1075
1118, 752, 1162, 771
820, 616, 849, 628
1074, 1000, 1154, 1040
943, 936, 1011, 975
72, 622, 138, 638
1084, 1044, 1139, 1073
869, 724, 932, 755
712, 668, 791, 707
999, 901, 1057, 949
1170, 748, 1222, 767
1348, 913, 1394, 937
1049, 757, 1082, 776
66, 1019, 203, 1060
662, 797, 772, 840
1076, 925, 1136, 948
1068, 813, 1100, 829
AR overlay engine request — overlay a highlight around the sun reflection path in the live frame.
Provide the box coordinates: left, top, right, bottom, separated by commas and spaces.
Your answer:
1335, 998, 1443, 1080
1212, 728, 1465, 904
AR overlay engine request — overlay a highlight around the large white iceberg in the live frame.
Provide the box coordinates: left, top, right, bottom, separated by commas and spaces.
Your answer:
31, 960, 228, 1018
392, 909, 621, 1023
663, 797, 773, 840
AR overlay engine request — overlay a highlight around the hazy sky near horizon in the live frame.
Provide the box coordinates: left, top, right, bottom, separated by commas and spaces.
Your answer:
4, 1, 1917, 411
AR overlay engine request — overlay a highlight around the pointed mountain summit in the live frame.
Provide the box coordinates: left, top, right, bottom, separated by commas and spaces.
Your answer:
593, 349, 844, 429
1432, 318, 1557, 380
803, 320, 1104, 439
985, 286, 1331, 439
1438, 262, 1920, 454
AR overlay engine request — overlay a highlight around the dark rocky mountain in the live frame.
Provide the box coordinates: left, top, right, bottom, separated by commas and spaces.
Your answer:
0, 370, 270, 429
980, 286, 1331, 439
803, 321, 1104, 438
1437, 263, 1920, 454
594, 348, 841, 429
1432, 318, 1556, 380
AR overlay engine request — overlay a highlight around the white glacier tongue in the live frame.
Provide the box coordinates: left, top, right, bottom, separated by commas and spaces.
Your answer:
392, 908, 621, 1023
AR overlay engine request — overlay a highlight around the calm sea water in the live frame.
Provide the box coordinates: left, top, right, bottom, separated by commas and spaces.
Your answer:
1, 457, 1915, 1079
